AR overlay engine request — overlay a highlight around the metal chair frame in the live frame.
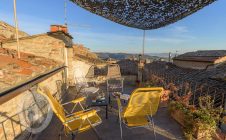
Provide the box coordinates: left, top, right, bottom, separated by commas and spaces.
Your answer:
36, 85, 102, 140
107, 64, 124, 102
116, 88, 163, 140
74, 66, 99, 97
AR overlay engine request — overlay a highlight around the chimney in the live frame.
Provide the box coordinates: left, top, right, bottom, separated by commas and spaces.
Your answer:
50, 25, 68, 33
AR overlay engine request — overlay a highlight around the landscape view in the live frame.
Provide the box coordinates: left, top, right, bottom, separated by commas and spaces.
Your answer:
0, 0, 226, 140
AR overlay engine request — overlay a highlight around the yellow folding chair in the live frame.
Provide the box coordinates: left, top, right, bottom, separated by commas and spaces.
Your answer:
36, 84, 102, 140
116, 87, 163, 140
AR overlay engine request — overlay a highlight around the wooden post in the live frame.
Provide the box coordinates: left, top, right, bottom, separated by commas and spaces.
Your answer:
13, 0, 20, 59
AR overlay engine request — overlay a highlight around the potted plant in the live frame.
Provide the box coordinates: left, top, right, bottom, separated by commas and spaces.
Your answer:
181, 96, 223, 140
169, 93, 223, 140
190, 96, 223, 139
192, 114, 216, 139
168, 92, 193, 126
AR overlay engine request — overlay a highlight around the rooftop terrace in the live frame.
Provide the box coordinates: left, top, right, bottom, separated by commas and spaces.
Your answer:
34, 85, 184, 140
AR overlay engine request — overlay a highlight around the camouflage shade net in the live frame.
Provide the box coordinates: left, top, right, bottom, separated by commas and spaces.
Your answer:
70, 0, 216, 30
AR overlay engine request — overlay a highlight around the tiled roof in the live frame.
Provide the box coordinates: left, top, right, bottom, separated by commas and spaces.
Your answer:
0, 48, 63, 93
179, 50, 226, 57
174, 50, 226, 62
145, 61, 226, 89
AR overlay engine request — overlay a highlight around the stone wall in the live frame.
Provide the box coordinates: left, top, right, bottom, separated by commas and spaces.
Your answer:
0, 71, 65, 140
73, 44, 98, 59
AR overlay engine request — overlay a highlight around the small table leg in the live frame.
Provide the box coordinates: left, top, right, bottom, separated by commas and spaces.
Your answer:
109, 94, 111, 104
106, 105, 108, 119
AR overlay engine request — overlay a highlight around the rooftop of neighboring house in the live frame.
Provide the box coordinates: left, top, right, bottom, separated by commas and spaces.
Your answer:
173, 50, 226, 63
145, 61, 226, 89
0, 48, 63, 93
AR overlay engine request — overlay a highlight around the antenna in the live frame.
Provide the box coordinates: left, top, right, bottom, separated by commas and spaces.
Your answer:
64, 0, 67, 26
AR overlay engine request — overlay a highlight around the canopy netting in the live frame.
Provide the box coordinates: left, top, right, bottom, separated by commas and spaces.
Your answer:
70, 0, 216, 30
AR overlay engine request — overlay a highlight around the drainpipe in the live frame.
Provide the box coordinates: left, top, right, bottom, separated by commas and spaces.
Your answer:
64, 47, 69, 87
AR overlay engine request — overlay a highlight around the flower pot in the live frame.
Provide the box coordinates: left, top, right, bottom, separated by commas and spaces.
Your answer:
193, 124, 212, 139
184, 133, 193, 140
171, 110, 185, 127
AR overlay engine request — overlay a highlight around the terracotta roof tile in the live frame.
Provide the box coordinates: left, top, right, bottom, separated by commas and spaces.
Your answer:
0, 48, 63, 93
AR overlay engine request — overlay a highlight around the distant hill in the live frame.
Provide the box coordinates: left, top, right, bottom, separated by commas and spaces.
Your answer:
0, 21, 29, 42
96, 52, 167, 61
146, 53, 178, 58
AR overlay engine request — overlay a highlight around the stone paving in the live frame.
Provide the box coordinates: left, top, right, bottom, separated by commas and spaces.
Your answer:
34, 85, 184, 140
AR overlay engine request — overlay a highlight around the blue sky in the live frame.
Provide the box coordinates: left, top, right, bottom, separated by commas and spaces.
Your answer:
0, 0, 226, 54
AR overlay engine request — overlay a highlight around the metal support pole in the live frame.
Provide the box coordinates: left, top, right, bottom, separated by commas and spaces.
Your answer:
64, 47, 69, 87
13, 0, 20, 59
142, 30, 146, 58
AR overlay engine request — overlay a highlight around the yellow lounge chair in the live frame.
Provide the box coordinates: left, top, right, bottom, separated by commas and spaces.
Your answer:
36, 84, 102, 140
116, 87, 163, 140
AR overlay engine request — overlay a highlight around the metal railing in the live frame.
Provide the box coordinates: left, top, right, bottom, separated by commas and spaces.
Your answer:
0, 80, 66, 140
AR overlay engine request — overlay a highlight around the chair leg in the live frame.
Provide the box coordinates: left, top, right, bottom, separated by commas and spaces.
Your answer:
59, 132, 62, 140
152, 117, 157, 140
91, 126, 102, 140
118, 113, 123, 140
71, 133, 75, 140
148, 116, 156, 140
87, 119, 102, 140
119, 120, 123, 140
59, 126, 64, 140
